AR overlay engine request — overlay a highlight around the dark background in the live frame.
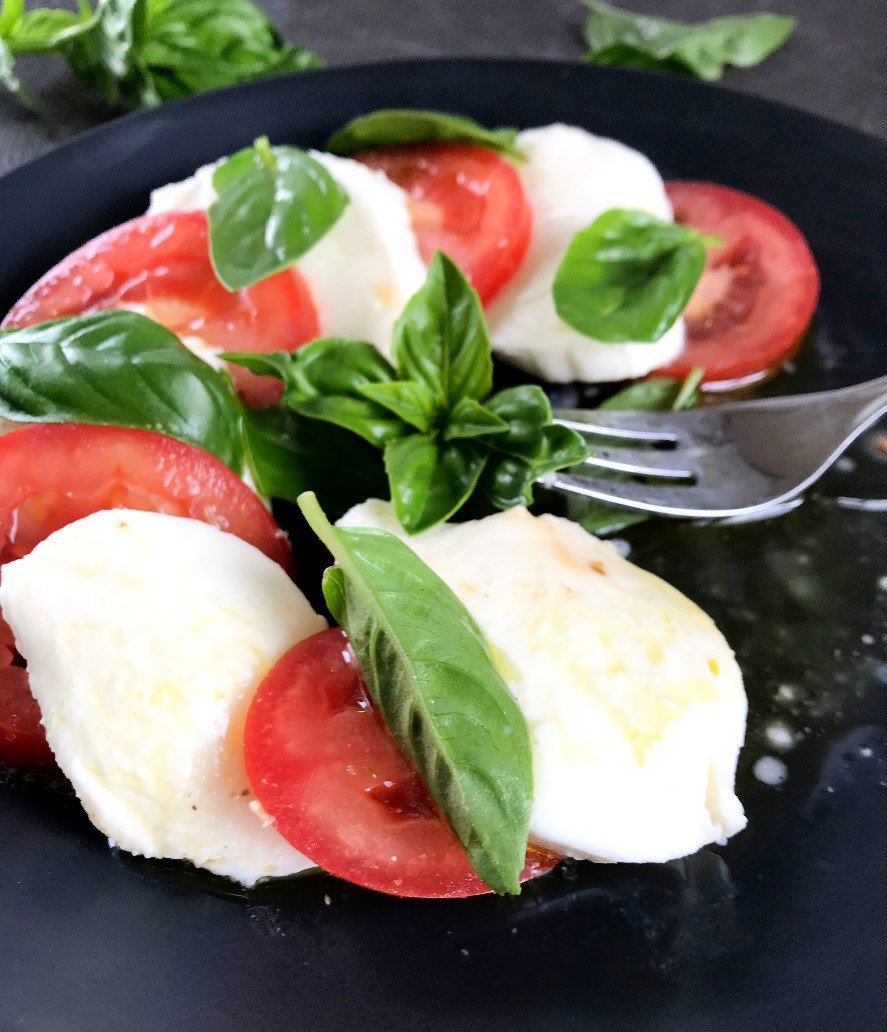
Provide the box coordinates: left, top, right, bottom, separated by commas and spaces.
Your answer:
1, 0, 885, 179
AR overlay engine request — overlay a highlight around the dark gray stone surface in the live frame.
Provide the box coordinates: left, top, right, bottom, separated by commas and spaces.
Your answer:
0, 0, 884, 178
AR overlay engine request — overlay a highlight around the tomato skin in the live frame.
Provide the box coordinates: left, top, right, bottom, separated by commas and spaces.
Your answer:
0, 423, 294, 770
656, 182, 820, 387
1, 211, 320, 407
245, 628, 557, 898
355, 143, 532, 306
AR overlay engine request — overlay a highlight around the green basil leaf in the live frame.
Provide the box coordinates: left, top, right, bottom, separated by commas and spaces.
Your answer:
584, 1, 795, 81
4, 8, 91, 53
240, 405, 386, 515
384, 432, 487, 535
0, 311, 244, 471
66, 0, 152, 106
392, 251, 492, 409
442, 397, 508, 441
140, 0, 321, 103
553, 208, 706, 343
208, 138, 349, 290
0, 0, 23, 37
298, 492, 533, 895
570, 368, 702, 535
484, 384, 554, 460
357, 379, 438, 434
226, 340, 405, 447
326, 108, 522, 159
481, 424, 588, 509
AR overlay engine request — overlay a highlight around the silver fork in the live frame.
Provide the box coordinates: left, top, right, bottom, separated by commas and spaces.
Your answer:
543, 375, 887, 518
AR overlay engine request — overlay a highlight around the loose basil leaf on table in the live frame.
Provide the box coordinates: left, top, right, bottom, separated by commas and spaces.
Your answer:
298, 492, 534, 896
326, 108, 523, 159
553, 209, 709, 343
207, 137, 349, 290
568, 367, 703, 536
0, 311, 244, 471
140, 0, 322, 104
225, 339, 406, 447
583, 1, 796, 81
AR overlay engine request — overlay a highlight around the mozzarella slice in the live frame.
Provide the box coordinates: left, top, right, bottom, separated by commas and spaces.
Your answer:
0, 509, 327, 886
486, 124, 686, 382
148, 152, 425, 359
338, 500, 747, 864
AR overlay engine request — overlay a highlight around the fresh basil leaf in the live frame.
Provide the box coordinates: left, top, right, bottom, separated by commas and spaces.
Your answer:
484, 385, 554, 459
392, 251, 492, 409
240, 405, 386, 515
600, 369, 702, 412
0, 0, 23, 37
140, 0, 321, 103
226, 340, 404, 447
65, 0, 154, 106
553, 208, 706, 343
208, 138, 349, 290
442, 397, 508, 441
4, 8, 90, 52
0, 311, 243, 471
326, 108, 522, 159
570, 368, 702, 535
584, 1, 795, 81
384, 432, 487, 534
481, 424, 588, 509
298, 492, 533, 895
357, 379, 438, 434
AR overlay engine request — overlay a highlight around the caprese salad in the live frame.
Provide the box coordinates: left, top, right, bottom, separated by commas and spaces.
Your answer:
0, 108, 819, 899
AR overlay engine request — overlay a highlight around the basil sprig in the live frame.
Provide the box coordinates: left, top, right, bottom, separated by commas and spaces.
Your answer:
208, 138, 349, 291
298, 492, 534, 895
0, 310, 386, 517
569, 367, 703, 535
327, 108, 522, 159
584, 1, 796, 81
553, 209, 711, 343
227, 253, 588, 533
0, 0, 322, 111
0, 311, 244, 470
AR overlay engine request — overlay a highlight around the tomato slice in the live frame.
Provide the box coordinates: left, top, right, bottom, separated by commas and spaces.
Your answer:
655, 182, 820, 388
0, 423, 293, 770
245, 628, 557, 898
355, 143, 532, 306
2, 211, 320, 407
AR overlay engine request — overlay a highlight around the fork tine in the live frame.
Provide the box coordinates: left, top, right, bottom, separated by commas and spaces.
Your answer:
553, 412, 678, 443
581, 447, 695, 479
541, 471, 738, 517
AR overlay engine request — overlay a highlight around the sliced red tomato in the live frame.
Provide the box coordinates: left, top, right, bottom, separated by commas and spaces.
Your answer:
0, 423, 293, 770
655, 182, 820, 388
245, 628, 557, 898
2, 211, 320, 407
355, 143, 532, 306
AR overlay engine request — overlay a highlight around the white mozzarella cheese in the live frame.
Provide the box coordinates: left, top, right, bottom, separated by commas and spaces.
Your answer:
486, 124, 686, 382
0, 509, 327, 886
338, 500, 747, 864
148, 152, 425, 358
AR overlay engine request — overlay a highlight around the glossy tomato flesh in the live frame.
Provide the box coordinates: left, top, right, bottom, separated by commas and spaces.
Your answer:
2, 210, 320, 407
656, 181, 820, 387
0, 423, 293, 769
356, 142, 532, 306
244, 628, 557, 898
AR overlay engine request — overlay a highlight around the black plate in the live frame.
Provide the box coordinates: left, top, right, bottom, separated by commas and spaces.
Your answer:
1, 60, 885, 1032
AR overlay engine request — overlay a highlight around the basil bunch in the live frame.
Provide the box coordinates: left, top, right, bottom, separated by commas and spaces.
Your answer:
228, 252, 588, 533
584, 1, 796, 81
208, 138, 349, 291
327, 108, 522, 159
0, 0, 321, 112
299, 493, 534, 895
553, 209, 714, 343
